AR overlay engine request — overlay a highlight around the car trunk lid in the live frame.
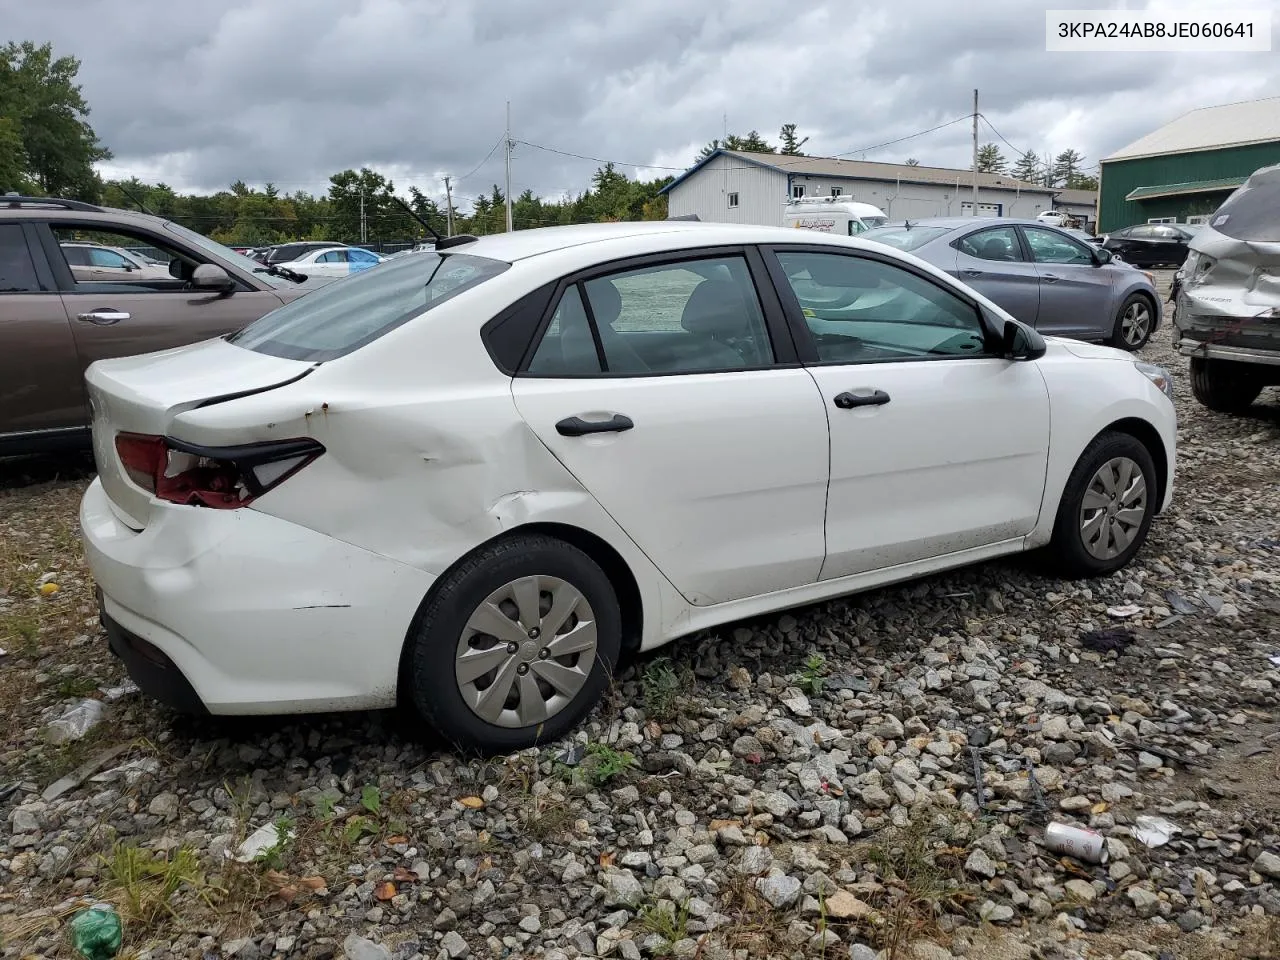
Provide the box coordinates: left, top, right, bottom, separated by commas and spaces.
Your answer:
86, 338, 316, 529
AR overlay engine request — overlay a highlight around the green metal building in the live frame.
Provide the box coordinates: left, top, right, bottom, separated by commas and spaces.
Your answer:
1098, 96, 1280, 232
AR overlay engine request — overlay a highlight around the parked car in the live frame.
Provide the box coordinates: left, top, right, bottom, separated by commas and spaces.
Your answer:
1174, 165, 1280, 412
860, 218, 1161, 349
258, 241, 344, 266
1101, 223, 1197, 268
0, 195, 317, 455
1063, 227, 1103, 245
284, 245, 386, 278
80, 220, 1177, 751
59, 241, 174, 282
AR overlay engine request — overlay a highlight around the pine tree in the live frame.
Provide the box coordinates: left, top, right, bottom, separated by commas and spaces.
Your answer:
1053, 149, 1086, 190
904, 158, 920, 166
779, 123, 809, 156
974, 143, 1007, 174
1011, 150, 1040, 183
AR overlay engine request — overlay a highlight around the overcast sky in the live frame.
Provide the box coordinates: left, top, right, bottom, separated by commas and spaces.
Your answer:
9, 0, 1280, 210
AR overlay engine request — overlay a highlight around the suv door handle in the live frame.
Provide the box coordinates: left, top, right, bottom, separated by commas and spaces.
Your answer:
77, 309, 130, 325
555, 414, 634, 436
833, 390, 890, 409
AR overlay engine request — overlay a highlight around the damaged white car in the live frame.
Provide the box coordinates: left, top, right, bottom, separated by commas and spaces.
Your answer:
1175, 164, 1280, 412
80, 221, 1177, 751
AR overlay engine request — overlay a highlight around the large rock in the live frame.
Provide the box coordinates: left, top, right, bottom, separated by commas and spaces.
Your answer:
1253, 851, 1280, 879
755, 874, 802, 909
342, 934, 390, 960
603, 870, 644, 908
964, 848, 997, 879
1127, 886, 1160, 918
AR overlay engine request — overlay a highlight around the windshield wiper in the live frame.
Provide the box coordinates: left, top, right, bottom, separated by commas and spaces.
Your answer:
256, 264, 309, 284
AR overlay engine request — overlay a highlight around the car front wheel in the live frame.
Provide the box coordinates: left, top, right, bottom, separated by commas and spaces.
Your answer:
1110, 294, 1154, 351
1048, 431, 1158, 578
403, 534, 622, 753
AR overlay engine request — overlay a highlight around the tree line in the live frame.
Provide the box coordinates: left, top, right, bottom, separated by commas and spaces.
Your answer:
974, 143, 1098, 190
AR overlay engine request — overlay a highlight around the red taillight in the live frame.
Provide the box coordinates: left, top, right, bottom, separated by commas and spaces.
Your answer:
113, 433, 324, 509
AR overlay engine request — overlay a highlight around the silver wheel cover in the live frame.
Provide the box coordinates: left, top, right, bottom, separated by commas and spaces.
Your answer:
454, 576, 597, 728
1079, 456, 1148, 560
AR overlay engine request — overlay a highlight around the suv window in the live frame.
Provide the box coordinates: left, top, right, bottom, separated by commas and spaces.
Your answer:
957, 227, 1023, 262
774, 251, 988, 363
229, 252, 510, 361
525, 256, 775, 376
0, 225, 40, 293
1022, 227, 1093, 265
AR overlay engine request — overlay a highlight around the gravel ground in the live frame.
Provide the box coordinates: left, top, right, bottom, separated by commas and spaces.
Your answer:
2, 272, 1278, 960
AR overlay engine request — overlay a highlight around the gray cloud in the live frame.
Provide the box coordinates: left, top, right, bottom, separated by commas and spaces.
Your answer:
7, 0, 1279, 209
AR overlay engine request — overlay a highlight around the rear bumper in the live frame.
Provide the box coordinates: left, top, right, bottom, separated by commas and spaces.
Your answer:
1176, 338, 1280, 367
80, 478, 435, 715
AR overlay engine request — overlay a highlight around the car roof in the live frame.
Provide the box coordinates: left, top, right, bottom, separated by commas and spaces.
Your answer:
440, 220, 900, 262
879, 217, 1059, 230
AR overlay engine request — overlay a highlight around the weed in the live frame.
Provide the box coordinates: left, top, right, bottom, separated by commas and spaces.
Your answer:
518, 795, 575, 841
0, 613, 40, 657
101, 843, 215, 929
253, 817, 295, 871
641, 657, 691, 721
716, 873, 791, 956
793, 653, 828, 695
580, 742, 636, 787
360, 784, 382, 815
639, 898, 691, 949
56, 675, 99, 699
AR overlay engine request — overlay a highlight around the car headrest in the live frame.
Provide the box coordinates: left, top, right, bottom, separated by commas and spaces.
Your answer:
978, 237, 1008, 259
587, 279, 622, 326
680, 280, 754, 339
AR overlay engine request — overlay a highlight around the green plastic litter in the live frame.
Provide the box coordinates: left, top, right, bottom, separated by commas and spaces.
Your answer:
70, 904, 122, 960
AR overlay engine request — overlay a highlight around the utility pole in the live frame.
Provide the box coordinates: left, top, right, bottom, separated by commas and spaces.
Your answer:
443, 176, 455, 238
504, 101, 514, 232
359, 186, 367, 243
971, 89, 979, 216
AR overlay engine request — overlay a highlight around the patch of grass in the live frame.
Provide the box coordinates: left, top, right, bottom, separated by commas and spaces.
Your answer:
30, 724, 115, 786
862, 814, 969, 960
101, 843, 216, 930
641, 657, 692, 721
579, 742, 636, 788
639, 898, 691, 951
518, 795, 576, 841
57, 675, 100, 699
0, 612, 41, 657
793, 652, 828, 696
715, 873, 792, 956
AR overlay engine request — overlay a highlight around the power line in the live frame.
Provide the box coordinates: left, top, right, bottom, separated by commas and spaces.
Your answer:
979, 115, 1034, 162
831, 114, 973, 159
516, 140, 686, 171
455, 135, 507, 183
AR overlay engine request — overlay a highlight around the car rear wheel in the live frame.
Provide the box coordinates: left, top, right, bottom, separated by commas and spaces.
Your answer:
1047, 431, 1157, 578
1110, 294, 1154, 351
403, 534, 621, 753
1189, 357, 1262, 413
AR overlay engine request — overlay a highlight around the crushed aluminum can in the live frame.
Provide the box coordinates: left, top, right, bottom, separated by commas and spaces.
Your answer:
1044, 821, 1109, 864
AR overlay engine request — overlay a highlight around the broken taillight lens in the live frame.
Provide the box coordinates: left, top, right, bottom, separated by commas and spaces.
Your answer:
114, 433, 324, 509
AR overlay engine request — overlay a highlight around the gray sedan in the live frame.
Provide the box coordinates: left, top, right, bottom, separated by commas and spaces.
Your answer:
860, 218, 1161, 350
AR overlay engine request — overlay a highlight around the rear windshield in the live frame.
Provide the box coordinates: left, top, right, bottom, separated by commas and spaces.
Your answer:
1207, 169, 1280, 241
860, 225, 951, 252
228, 252, 510, 361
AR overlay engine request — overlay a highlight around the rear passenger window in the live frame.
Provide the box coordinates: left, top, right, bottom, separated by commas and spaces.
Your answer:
0, 225, 40, 293
524, 257, 775, 376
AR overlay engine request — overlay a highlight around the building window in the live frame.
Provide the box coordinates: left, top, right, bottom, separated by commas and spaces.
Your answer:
727, 192, 739, 209
1185, 215, 1209, 225
831, 187, 843, 197
792, 184, 805, 199
1147, 217, 1176, 224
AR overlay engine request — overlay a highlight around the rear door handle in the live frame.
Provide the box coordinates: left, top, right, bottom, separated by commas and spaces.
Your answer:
77, 309, 130, 325
555, 414, 634, 436
962, 268, 984, 277
1041, 274, 1059, 283
833, 390, 890, 409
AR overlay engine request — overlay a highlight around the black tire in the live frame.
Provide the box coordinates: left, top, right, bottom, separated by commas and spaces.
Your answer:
402, 533, 621, 753
1189, 357, 1262, 413
1047, 431, 1158, 579
1109, 293, 1155, 351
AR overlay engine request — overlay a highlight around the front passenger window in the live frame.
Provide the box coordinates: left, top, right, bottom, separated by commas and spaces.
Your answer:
775, 251, 989, 363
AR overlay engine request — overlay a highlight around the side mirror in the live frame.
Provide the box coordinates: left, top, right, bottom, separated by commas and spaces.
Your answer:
1002, 319, 1047, 361
191, 263, 235, 292
1093, 247, 1113, 266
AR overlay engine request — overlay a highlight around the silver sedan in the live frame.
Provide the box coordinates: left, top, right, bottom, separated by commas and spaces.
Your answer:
861, 218, 1162, 350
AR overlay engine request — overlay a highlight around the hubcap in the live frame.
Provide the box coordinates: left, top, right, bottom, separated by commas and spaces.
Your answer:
1079, 457, 1148, 560
1121, 302, 1151, 346
454, 576, 597, 729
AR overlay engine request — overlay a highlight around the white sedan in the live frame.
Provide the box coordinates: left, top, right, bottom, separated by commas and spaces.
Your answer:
284, 245, 386, 278
80, 222, 1177, 751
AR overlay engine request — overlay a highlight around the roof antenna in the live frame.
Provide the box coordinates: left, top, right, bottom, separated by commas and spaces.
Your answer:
391, 196, 478, 250
115, 183, 154, 215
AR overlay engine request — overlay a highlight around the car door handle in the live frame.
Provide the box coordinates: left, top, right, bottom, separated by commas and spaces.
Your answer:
555, 414, 635, 436
1040, 274, 1059, 283
962, 268, 984, 277
76, 309, 130, 325
833, 390, 890, 409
